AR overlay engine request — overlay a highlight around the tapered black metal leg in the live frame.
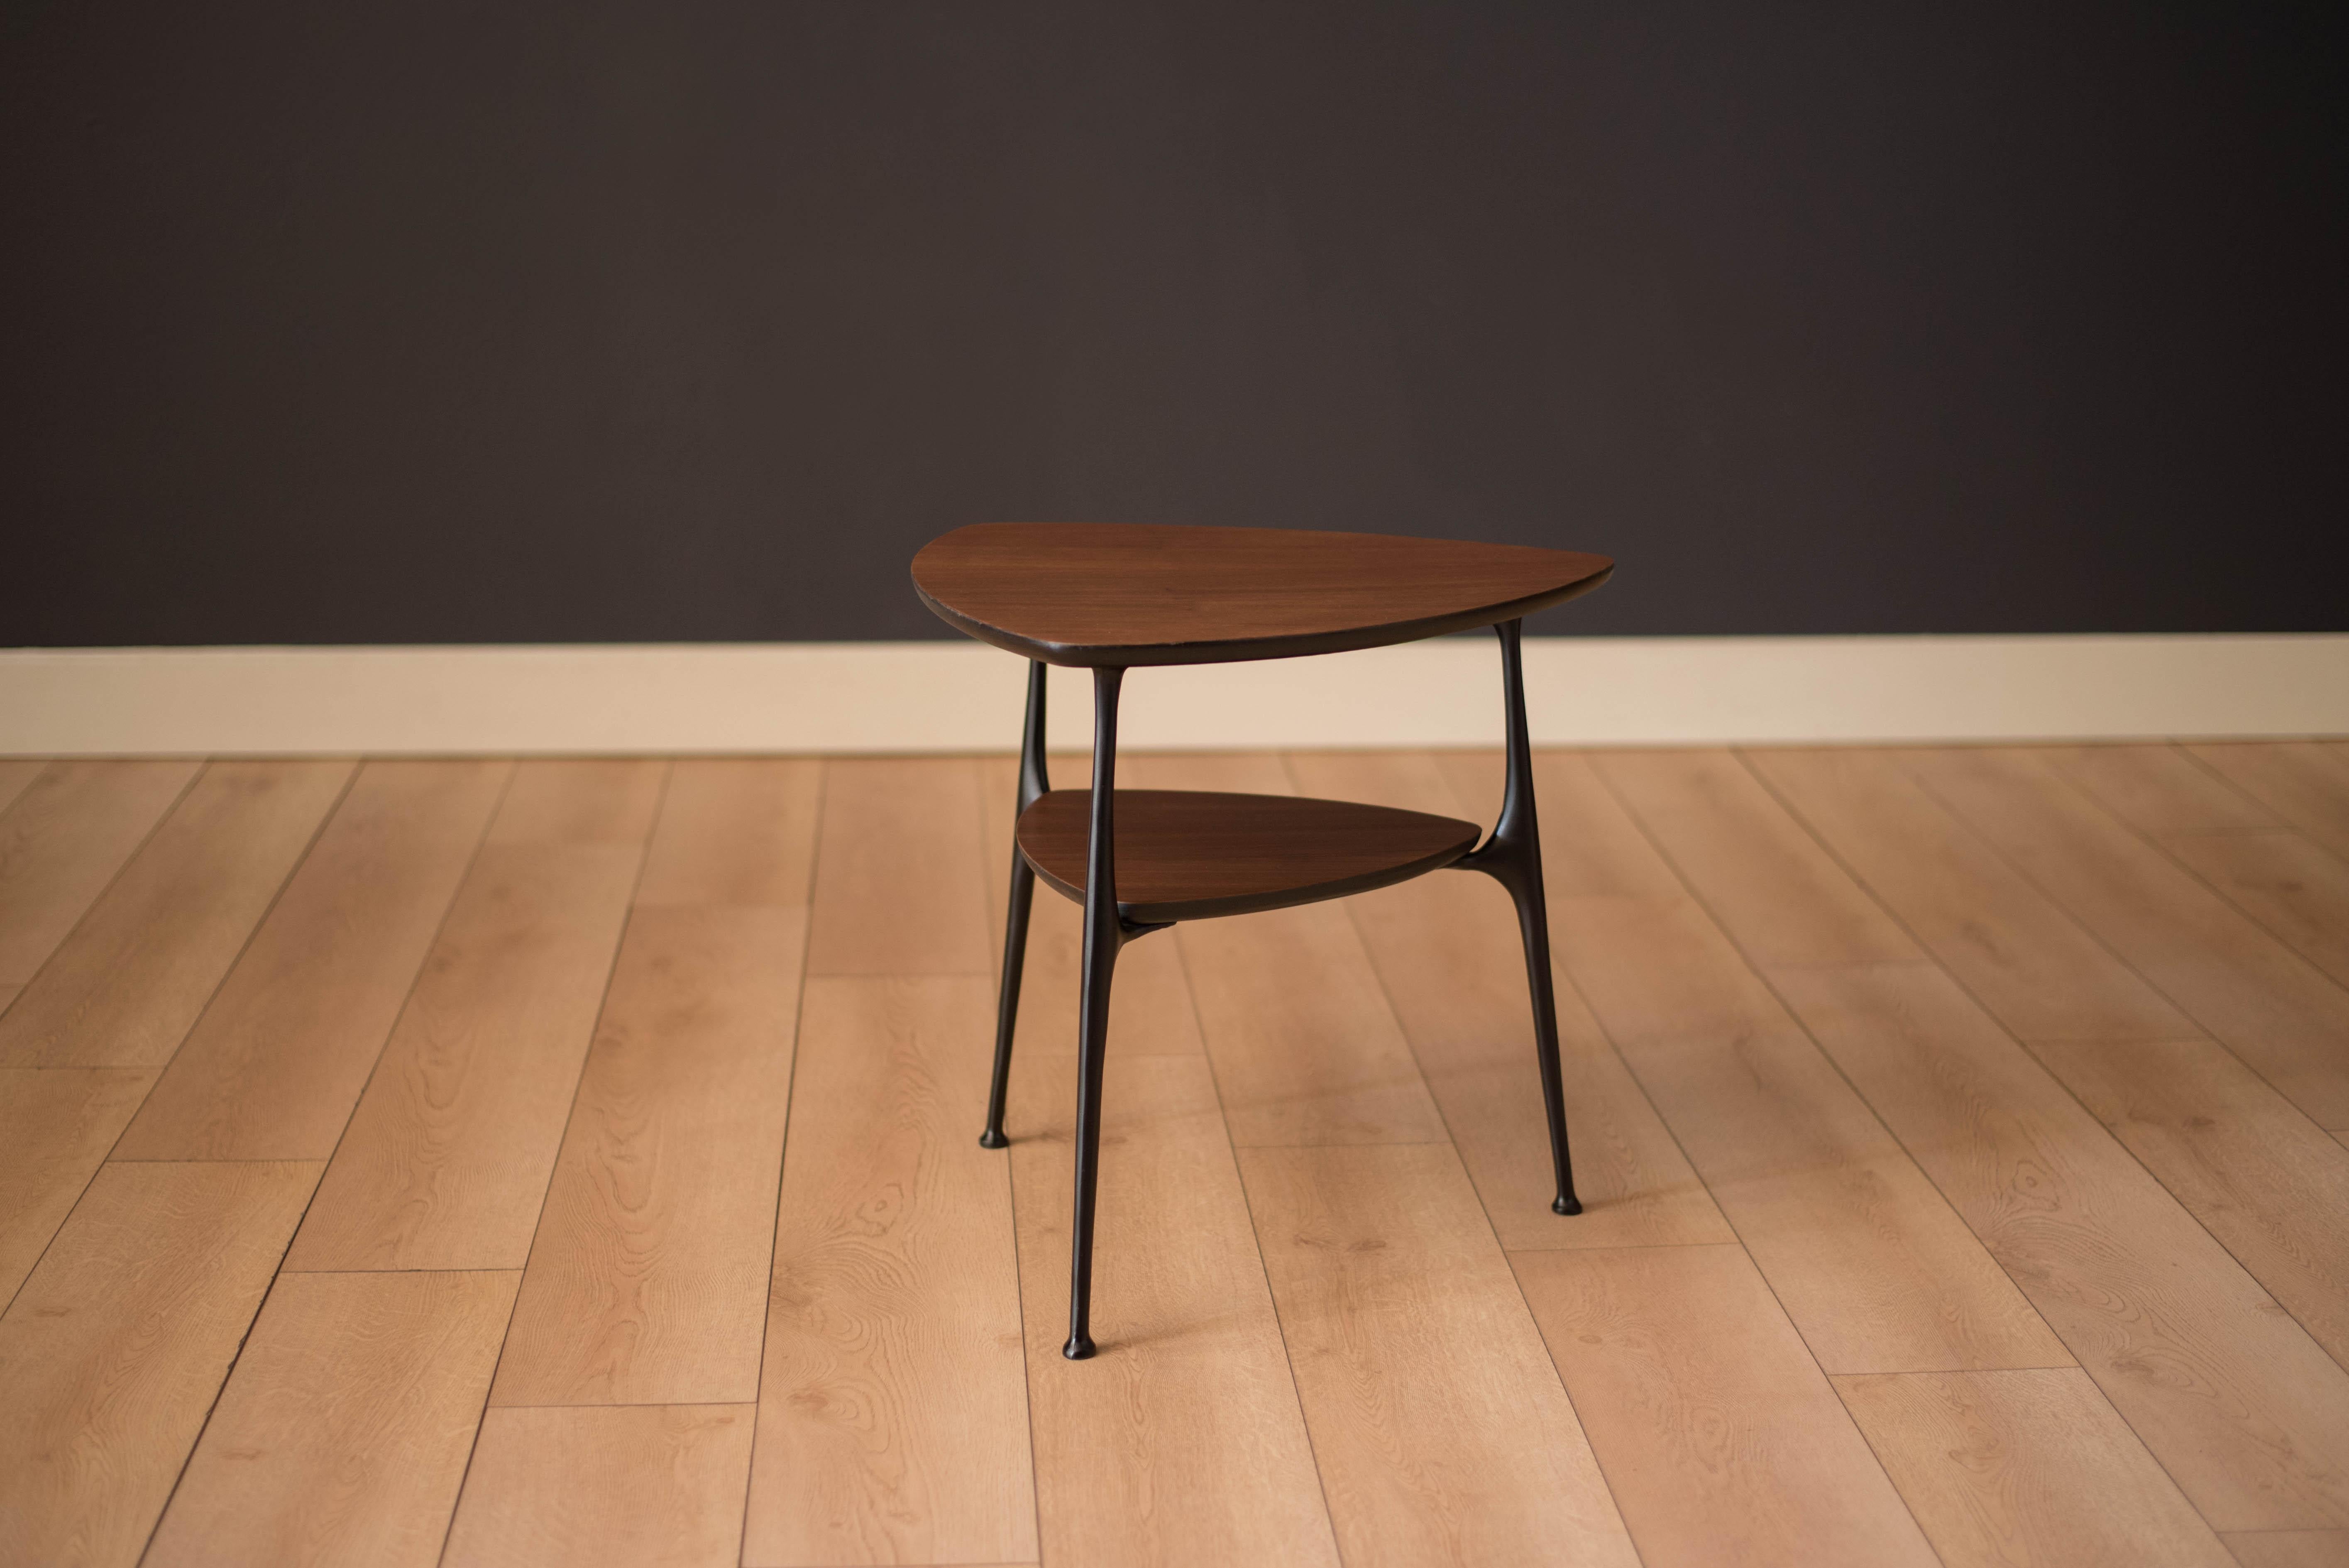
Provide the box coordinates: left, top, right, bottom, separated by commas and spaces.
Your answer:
981, 660, 1052, 1150
1506, 873, 1580, 1214
1457, 619, 1579, 1216
980, 852, 1033, 1149
1063, 868, 1121, 1359
1065, 666, 1125, 1360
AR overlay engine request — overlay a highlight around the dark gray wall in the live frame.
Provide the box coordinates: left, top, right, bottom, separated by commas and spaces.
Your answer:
4, 2, 2342, 645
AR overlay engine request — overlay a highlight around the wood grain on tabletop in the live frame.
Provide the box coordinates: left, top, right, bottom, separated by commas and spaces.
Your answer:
912, 521, 1612, 667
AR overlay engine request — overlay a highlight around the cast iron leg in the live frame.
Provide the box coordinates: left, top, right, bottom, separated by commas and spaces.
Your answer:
1066, 665, 1125, 1360
981, 662, 1051, 1149
1457, 620, 1580, 1215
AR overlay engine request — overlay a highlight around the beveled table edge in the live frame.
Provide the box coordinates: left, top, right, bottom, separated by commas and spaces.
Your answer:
910, 557, 1614, 668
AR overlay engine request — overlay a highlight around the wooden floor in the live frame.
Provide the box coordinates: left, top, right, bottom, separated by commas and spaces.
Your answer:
4, 743, 2349, 1568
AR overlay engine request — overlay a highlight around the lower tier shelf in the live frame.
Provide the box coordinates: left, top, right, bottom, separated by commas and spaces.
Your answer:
1015, 789, 1483, 924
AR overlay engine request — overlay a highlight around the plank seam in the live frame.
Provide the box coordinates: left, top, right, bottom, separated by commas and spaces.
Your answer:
5, 760, 346, 1333
736, 756, 835, 1568
1304, 756, 1655, 1563
123, 759, 511, 1568
435, 761, 673, 1567
1898, 752, 2349, 1378
1726, 746, 2256, 1540
1577, 752, 1979, 1559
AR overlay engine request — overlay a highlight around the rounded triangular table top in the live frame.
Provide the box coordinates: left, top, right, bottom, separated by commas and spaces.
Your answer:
912, 522, 1613, 667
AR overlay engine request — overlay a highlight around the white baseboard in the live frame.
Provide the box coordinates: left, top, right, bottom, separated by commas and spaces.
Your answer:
0, 636, 2341, 755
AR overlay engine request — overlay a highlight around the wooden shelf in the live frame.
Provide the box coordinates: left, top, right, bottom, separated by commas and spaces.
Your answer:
1016, 789, 1482, 924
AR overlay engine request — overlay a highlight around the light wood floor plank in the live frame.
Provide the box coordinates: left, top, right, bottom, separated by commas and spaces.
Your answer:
0, 758, 198, 988
634, 758, 822, 908
1591, 748, 1923, 967
1433, 749, 1685, 899
1906, 745, 2349, 1128
1240, 1143, 1638, 1567
286, 763, 656, 1272
444, 1404, 756, 1568
2189, 743, 2349, 861
2158, 831, 2349, 995
1749, 747, 2197, 1040
1130, 752, 1447, 1146
493, 905, 805, 1407
0, 760, 354, 1068
1777, 960, 2349, 1529
806, 757, 993, 976
482, 758, 667, 847
1513, 1243, 1937, 1568
744, 975, 1034, 1568
1833, 1367, 2233, 1568
1489, 754, 2056, 1371
1593, 749, 1915, 964
115, 760, 509, 1161
2032, 1036, 2349, 1369
0, 1160, 319, 1568
0, 1067, 155, 1306
2222, 1530, 2349, 1567
1289, 750, 1730, 1248
1010, 1051, 1339, 1568
2053, 747, 2349, 993
1175, 899, 1449, 1146
1606, 747, 2349, 1518
2050, 744, 2285, 835
143, 1268, 519, 1568
978, 754, 1207, 1063
0, 758, 43, 818
1557, 894, 2066, 1373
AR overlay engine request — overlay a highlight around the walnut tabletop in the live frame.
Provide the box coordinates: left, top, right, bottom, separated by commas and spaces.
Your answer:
911, 522, 1613, 667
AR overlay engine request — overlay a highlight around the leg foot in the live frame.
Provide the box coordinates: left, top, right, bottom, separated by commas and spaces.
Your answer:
978, 1128, 1008, 1149
1554, 1193, 1582, 1216
1062, 1335, 1096, 1360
